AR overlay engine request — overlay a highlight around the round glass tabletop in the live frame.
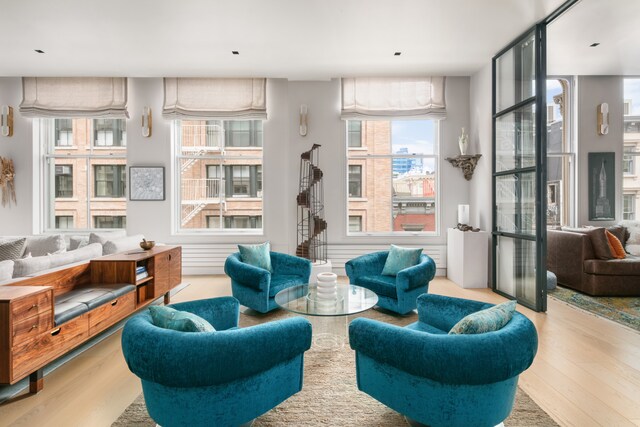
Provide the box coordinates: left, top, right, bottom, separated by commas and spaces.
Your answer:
274, 284, 378, 317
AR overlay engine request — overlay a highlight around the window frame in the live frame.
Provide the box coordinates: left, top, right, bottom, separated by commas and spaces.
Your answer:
345, 119, 441, 237
94, 164, 127, 198
54, 165, 74, 198
174, 120, 264, 235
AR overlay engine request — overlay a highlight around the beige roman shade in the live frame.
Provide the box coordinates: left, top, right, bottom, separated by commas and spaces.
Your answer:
20, 77, 129, 118
341, 77, 446, 120
163, 78, 267, 119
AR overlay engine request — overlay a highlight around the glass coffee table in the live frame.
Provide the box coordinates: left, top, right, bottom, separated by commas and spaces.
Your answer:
275, 283, 378, 349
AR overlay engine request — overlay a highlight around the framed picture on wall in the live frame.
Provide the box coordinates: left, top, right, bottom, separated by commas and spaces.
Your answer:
588, 152, 615, 221
129, 166, 165, 201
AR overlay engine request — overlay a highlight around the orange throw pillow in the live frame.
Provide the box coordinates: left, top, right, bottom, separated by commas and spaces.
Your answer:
605, 230, 626, 259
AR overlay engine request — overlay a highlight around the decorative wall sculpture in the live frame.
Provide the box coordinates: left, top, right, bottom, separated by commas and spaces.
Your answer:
296, 144, 327, 263
0, 157, 16, 207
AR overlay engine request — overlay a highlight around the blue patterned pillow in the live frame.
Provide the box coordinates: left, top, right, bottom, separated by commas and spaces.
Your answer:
449, 300, 517, 335
149, 306, 215, 333
238, 242, 273, 273
381, 244, 422, 276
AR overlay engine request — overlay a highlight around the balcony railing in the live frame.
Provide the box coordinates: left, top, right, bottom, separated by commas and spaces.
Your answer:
181, 178, 225, 204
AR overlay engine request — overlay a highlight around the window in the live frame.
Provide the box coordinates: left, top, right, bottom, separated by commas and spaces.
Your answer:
348, 165, 362, 198
55, 165, 73, 198
546, 78, 575, 228
94, 119, 126, 147
176, 120, 263, 232
94, 165, 126, 198
624, 194, 636, 220
625, 99, 632, 116
55, 119, 73, 147
347, 119, 438, 234
55, 216, 74, 229
94, 216, 126, 229
348, 216, 362, 232
624, 146, 635, 175
348, 121, 362, 147
40, 118, 127, 231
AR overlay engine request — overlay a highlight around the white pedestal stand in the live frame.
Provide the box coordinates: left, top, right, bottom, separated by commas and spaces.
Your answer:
446, 228, 489, 289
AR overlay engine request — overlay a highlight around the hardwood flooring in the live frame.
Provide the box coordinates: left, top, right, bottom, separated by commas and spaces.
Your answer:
0, 275, 639, 427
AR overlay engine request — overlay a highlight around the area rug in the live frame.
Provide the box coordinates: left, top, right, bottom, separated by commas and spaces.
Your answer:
113, 308, 558, 427
549, 285, 640, 332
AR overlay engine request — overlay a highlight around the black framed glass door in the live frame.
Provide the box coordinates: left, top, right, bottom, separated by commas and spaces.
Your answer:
492, 25, 547, 312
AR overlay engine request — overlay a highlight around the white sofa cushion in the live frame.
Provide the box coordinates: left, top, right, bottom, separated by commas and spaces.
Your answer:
89, 231, 127, 246
13, 255, 52, 278
0, 238, 26, 261
103, 235, 145, 255
71, 243, 103, 262
619, 220, 640, 255
0, 260, 14, 281
24, 234, 66, 257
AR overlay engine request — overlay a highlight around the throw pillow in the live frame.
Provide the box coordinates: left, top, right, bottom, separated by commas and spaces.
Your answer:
238, 242, 273, 272
449, 300, 517, 335
0, 238, 26, 261
102, 234, 145, 255
381, 244, 423, 276
69, 236, 90, 251
24, 235, 66, 257
88, 230, 127, 246
149, 306, 215, 333
586, 228, 614, 260
605, 230, 626, 259
607, 226, 627, 246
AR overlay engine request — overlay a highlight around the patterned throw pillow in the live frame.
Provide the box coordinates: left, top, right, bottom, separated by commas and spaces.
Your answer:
0, 238, 26, 261
149, 306, 215, 332
605, 230, 626, 259
381, 244, 423, 276
449, 300, 517, 335
238, 242, 273, 273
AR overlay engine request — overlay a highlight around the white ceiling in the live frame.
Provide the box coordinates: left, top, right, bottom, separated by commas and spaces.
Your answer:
548, 0, 640, 75
0, 0, 566, 79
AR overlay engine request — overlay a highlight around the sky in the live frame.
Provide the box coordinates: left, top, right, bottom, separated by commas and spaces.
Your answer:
625, 78, 640, 115
391, 120, 436, 172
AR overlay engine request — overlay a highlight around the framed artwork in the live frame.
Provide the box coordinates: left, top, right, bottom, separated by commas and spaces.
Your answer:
129, 166, 165, 201
588, 152, 615, 221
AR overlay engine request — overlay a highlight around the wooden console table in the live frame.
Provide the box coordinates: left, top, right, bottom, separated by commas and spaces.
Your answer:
0, 245, 182, 393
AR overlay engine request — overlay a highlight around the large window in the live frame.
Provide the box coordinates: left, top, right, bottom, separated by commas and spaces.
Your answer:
94, 216, 126, 229
546, 78, 575, 228
41, 118, 127, 230
176, 120, 263, 232
623, 79, 640, 221
347, 120, 438, 234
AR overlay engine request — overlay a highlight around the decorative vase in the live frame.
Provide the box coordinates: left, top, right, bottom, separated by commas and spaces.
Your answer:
317, 272, 337, 300
458, 127, 469, 156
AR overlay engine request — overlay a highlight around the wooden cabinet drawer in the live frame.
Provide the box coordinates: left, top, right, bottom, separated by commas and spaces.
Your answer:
12, 315, 88, 382
11, 290, 52, 320
89, 292, 135, 335
12, 310, 53, 347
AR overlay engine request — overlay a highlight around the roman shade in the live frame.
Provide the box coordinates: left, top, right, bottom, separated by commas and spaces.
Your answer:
20, 77, 129, 118
163, 78, 267, 119
341, 77, 446, 120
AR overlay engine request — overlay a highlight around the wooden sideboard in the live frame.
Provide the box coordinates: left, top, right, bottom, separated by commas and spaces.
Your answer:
0, 245, 182, 393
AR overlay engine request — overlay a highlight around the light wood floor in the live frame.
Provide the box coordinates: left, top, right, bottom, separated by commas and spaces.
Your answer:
1, 276, 639, 427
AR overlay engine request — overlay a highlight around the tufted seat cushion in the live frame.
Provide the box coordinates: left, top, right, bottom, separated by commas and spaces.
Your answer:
355, 275, 398, 299
583, 255, 640, 275
54, 283, 136, 325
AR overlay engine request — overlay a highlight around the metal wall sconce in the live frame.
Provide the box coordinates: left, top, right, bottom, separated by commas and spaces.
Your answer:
299, 104, 308, 136
597, 103, 609, 135
142, 106, 152, 137
1, 106, 13, 137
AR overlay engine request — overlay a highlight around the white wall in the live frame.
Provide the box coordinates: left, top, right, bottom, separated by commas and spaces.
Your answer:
0, 77, 471, 275
576, 76, 624, 226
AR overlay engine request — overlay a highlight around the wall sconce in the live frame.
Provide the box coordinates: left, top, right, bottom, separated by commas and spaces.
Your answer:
597, 103, 609, 135
1, 106, 13, 137
299, 104, 308, 136
142, 106, 152, 137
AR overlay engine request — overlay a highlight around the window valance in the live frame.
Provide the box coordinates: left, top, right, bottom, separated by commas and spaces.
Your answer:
341, 77, 446, 120
163, 78, 267, 120
20, 77, 129, 118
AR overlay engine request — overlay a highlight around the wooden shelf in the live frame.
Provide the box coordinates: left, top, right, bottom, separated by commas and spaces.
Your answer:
135, 276, 153, 285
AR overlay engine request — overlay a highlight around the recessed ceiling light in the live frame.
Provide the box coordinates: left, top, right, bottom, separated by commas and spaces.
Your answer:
394, 52, 402, 56
589, 42, 600, 47
34, 49, 45, 54
232, 51, 239, 55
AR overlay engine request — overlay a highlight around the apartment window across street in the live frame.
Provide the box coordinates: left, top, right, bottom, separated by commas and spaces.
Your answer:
41, 118, 127, 230
94, 216, 126, 229
623, 194, 636, 220
176, 120, 263, 232
55, 165, 73, 198
624, 147, 635, 175
623, 79, 640, 222
348, 121, 362, 147
346, 120, 439, 234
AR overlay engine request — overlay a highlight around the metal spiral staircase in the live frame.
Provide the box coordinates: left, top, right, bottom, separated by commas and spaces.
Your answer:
296, 144, 327, 263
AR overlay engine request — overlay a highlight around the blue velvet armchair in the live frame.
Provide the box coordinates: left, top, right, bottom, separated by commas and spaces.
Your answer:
345, 251, 435, 314
349, 294, 538, 427
121, 297, 312, 427
225, 251, 312, 313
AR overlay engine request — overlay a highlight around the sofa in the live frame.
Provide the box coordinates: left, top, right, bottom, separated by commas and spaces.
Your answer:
547, 226, 640, 296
